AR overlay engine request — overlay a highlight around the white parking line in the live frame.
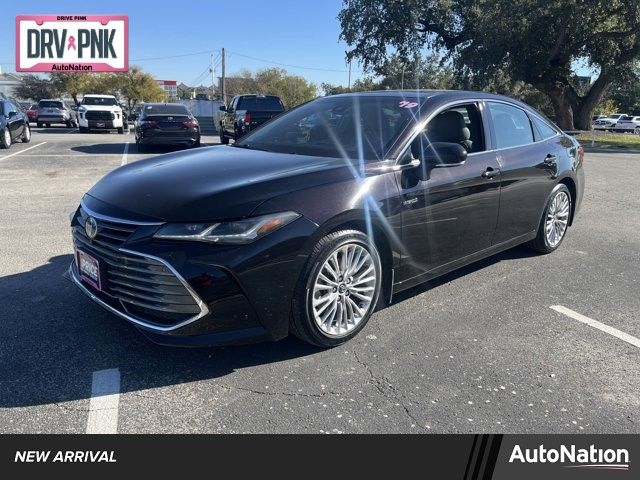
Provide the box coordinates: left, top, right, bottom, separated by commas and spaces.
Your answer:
121, 142, 130, 166
551, 305, 640, 349
0, 141, 47, 161
86, 368, 121, 434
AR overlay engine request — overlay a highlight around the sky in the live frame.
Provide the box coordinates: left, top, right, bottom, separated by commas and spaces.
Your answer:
0, 0, 364, 87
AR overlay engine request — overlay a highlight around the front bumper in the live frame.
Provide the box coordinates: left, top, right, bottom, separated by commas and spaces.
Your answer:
79, 117, 123, 129
68, 199, 317, 346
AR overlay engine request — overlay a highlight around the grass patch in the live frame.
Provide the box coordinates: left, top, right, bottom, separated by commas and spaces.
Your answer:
575, 131, 640, 148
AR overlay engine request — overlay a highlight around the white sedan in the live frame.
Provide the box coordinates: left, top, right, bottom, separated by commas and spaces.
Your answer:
613, 115, 640, 134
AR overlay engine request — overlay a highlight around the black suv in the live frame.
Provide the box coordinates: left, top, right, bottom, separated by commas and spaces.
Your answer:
219, 94, 284, 143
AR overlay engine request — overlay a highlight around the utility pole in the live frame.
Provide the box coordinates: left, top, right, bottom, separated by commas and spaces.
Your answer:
210, 53, 216, 130
221, 47, 226, 105
348, 60, 352, 91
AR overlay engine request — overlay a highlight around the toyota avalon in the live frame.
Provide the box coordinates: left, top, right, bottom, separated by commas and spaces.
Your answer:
69, 91, 584, 347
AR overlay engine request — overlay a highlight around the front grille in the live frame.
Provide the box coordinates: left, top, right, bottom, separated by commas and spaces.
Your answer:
72, 208, 203, 327
85, 111, 113, 121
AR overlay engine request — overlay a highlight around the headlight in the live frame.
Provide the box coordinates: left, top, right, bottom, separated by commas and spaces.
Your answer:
153, 211, 300, 244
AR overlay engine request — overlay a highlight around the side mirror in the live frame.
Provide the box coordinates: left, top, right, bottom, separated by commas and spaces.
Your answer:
219, 105, 227, 112
8, 111, 17, 118
415, 142, 468, 180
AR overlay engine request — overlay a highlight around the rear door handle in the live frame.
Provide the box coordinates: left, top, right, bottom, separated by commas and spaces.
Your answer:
482, 166, 500, 179
544, 154, 558, 165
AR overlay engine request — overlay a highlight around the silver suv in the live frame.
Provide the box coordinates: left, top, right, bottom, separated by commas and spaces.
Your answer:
36, 99, 77, 128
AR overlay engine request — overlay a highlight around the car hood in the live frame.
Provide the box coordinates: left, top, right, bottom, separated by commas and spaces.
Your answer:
80, 105, 121, 111
86, 145, 360, 222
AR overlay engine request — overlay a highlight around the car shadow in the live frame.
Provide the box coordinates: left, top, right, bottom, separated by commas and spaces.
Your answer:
1, 245, 537, 408
0, 254, 320, 408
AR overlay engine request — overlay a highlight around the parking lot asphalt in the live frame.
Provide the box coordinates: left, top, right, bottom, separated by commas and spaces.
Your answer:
0, 127, 638, 433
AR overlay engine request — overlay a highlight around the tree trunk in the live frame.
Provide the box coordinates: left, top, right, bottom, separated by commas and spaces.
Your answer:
572, 73, 611, 130
546, 87, 575, 130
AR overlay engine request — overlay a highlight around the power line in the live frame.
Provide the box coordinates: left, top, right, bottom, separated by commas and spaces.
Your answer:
131, 50, 216, 62
227, 50, 362, 74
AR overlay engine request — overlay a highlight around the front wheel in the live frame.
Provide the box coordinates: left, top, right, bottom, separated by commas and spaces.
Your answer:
219, 127, 229, 145
290, 230, 382, 347
527, 184, 571, 253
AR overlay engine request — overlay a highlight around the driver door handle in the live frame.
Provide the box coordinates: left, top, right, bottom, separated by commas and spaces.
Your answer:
482, 166, 500, 179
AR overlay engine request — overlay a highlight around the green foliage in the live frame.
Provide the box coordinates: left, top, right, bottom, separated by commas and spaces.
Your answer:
226, 68, 317, 109
15, 75, 61, 101
339, 0, 640, 129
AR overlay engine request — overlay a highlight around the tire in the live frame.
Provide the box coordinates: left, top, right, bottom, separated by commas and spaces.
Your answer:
137, 142, 147, 153
21, 124, 31, 143
37, 122, 43, 128
1, 127, 11, 149
118, 127, 124, 134
634, 127, 640, 135
219, 127, 229, 145
290, 230, 382, 347
66, 120, 72, 128
193, 135, 201, 148
79, 126, 88, 133
527, 184, 571, 254
46, 123, 51, 128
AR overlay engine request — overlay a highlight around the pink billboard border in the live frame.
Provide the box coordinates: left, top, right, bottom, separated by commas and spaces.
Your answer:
15, 14, 129, 72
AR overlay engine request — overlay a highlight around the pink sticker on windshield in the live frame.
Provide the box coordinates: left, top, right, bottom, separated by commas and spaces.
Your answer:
399, 101, 419, 109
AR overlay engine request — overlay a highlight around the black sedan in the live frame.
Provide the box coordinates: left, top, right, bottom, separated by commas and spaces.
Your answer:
1, 99, 31, 149
69, 91, 584, 347
134, 103, 200, 152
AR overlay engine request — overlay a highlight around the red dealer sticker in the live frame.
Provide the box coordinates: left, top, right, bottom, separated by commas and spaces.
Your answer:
15, 15, 129, 72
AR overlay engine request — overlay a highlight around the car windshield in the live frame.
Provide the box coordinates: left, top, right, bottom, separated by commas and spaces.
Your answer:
82, 97, 118, 106
235, 96, 420, 160
39, 101, 63, 109
142, 104, 189, 115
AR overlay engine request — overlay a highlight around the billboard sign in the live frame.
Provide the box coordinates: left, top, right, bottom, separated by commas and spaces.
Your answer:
16, 15, 128, 72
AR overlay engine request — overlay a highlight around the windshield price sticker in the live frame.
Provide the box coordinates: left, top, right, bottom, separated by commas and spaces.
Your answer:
16, 15, 129, 72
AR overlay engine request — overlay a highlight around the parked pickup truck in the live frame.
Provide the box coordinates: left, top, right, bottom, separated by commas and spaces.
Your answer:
219, 94, 284, 143
78, 94, 125, 134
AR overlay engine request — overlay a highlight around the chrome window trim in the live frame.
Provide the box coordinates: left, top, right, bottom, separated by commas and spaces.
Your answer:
80, 199, 163, 226
394, 98, 562, 165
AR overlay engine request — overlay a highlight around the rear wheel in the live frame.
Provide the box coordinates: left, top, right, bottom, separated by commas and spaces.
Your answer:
634, 126, 640, 135
66, 120, 72, 128
117, 127, 124, 134
79, 126, 88, 133
21, 124, 31, 143
194, 135, 201, 147
1, 127, 11, 149
527, 184, 571, 253
290, 230, 382, 347
219, 126, 229, 144
37, 122, 43, 128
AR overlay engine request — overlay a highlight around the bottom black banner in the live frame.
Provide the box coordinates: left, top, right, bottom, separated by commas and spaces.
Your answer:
0, 434, 636, 478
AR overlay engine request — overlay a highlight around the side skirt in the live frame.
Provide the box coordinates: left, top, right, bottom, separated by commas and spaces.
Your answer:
392, 231, 536, 295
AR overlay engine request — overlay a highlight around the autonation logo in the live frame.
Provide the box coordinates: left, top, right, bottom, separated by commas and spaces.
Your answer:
509, 444, 630, 471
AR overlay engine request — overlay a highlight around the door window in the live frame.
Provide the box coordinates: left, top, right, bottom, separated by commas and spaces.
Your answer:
488, 102, 534, 148
410, 103, 485, 161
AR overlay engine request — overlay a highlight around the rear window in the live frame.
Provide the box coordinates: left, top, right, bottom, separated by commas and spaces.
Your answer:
39, 101, 63, 109
488, 102, 534, 148
237, 96, 283, 111
531, 115, 558, 141
142, 104, 189, 115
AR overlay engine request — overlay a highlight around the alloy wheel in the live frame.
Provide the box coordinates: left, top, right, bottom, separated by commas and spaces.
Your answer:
24, 125, 31, 141
3, 128, 10, 146
545, 191, 570, 248
311, 243, 377, 337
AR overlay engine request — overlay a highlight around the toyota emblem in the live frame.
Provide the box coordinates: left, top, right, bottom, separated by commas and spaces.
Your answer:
85, 217, 98, 239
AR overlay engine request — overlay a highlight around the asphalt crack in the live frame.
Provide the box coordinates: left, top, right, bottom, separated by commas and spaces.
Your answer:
352, 348, 426, 430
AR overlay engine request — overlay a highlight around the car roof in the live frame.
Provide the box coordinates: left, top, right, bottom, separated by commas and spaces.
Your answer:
83, 94, 116, 98
39, 98, 64, 102
143, 103, 187, 107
